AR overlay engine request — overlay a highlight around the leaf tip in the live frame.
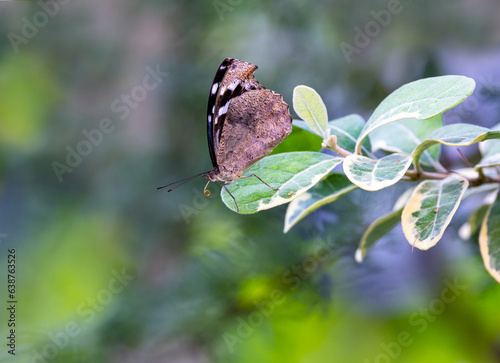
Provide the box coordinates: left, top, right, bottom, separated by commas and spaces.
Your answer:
458, 222, 471, 240
354, 248, 364, 263
283, 223, 291, 234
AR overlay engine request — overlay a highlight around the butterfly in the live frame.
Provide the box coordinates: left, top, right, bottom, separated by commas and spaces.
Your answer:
158, 58, 292, 212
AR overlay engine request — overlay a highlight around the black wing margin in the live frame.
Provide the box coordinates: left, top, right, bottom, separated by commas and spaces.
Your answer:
206, 58, 234, 168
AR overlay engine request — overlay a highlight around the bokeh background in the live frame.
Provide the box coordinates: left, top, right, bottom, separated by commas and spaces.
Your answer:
1, 0, 500, 362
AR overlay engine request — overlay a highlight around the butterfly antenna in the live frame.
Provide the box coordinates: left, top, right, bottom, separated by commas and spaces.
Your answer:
157, 172, 207, 192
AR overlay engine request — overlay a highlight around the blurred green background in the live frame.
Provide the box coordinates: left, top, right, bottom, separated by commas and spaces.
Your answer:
1, 0, 500, 362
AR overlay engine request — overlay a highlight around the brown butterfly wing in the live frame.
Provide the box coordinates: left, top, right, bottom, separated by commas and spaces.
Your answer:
208, 59, 264, 166
215, 89, 292, 182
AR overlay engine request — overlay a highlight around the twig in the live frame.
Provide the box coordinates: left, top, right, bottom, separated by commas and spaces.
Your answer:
456, 148, 473, 168
322, 133, 352, 157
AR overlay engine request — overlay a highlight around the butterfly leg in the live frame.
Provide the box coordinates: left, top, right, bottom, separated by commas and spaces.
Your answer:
221, 183, 240, 212
240, 174, 279, 191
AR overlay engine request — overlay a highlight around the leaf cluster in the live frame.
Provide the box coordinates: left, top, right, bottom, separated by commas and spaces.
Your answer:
221, 76, 500, 283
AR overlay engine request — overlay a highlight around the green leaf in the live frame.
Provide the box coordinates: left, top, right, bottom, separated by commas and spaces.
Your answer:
355, 76, 476, 154
393, 186, 416, 210
369, 115, 443, 167
401, 174, 469, 250
293, 119, 317, 135
355, 186, 414, 262
355, 207, 403, 263
343, 153, 412, 191
477, 123, 500, 169
479, 122, 500, 152
412, 124, 500, 166
463, 184, 500, 199
272, 124, 322, 153
479, 190, 500, 283
294, 114, 372, 155
284, 173, 357, 233
477, 152, 500, 169
221, 152, 343, 214
459, 204, 490, 240
293, 86, 328, 137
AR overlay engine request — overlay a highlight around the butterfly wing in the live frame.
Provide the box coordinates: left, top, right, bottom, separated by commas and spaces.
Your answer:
215, 89, 292, 181
206, 58, 263, 168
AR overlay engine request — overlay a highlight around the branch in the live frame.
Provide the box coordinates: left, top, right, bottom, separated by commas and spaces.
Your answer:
321, 132, 352, 157
404, 168, 500, 187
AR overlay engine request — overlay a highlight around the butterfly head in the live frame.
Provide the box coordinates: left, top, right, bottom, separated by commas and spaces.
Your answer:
157, 167, 242, 211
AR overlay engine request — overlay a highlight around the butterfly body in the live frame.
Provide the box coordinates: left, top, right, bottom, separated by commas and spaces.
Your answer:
205, 58, 292, 183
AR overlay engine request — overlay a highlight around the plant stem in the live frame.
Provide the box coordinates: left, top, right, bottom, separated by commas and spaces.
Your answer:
322, 134, 352, 157
404, 168, 500, 186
